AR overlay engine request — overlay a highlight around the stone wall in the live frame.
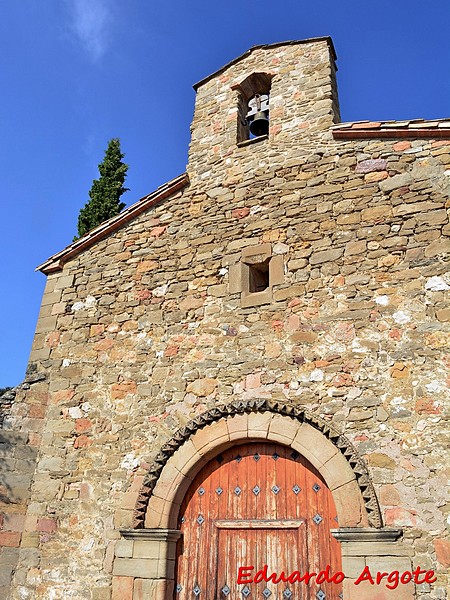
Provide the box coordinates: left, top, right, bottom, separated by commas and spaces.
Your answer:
0, 389, 15, 427
3, 38, 449, 599
0, 381, 42, 599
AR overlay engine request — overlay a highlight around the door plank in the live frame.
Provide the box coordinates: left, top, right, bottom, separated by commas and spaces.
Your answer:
175, 441, 342, 599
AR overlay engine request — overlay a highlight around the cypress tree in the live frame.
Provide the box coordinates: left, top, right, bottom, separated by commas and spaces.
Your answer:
75, 138, 128, 239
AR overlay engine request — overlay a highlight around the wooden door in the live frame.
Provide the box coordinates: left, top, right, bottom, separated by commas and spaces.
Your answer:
174, 442, 342, 599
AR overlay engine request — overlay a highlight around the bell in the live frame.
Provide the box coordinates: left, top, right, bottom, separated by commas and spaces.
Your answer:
249, 111, 269, 137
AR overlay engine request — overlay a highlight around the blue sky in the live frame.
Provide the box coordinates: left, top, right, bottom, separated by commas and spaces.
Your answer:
1, 0, 449, 387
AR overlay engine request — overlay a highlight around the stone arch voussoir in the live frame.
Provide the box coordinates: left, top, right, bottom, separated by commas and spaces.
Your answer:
133, 399, 382, 530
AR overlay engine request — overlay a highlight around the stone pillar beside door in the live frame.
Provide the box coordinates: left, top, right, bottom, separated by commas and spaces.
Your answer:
332, 528, 415, 600
112, 529, 181, 600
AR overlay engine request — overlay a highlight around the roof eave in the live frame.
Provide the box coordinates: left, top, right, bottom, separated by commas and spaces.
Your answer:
333, 128, 450, 140
332, 118, 450, 139
37, 173, 189, 275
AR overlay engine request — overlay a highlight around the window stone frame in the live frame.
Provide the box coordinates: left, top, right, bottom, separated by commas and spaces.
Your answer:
229, 243, 284, 307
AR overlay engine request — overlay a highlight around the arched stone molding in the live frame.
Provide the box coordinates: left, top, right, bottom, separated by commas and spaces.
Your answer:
133, 399, 382, 530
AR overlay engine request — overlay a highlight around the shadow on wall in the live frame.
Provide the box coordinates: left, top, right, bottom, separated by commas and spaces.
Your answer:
0, 405, 38, 597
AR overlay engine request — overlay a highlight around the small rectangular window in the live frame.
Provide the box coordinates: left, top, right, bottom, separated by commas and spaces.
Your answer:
249, 258, 270, 293
228, 243, 284, 307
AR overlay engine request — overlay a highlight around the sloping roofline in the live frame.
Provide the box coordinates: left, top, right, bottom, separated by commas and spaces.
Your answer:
37, 39, 450, 276
193, 37, 337, 91
332, 118, 450, 139
36, 173, 188, 275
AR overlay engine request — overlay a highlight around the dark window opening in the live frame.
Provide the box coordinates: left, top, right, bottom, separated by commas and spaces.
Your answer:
249, 258, 270, 293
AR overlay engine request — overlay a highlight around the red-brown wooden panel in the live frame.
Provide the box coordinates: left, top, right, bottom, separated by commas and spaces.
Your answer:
175, 442, 342, 599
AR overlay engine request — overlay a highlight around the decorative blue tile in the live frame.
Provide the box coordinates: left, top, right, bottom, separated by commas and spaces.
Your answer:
262, 589, 272, 598
216, 487, 223, 496
196, 515, 205, 525
313, 513, 323, 525
272, 485, 281, 495
292, 485, 301, 495
312, 483, 321, 493
252, 485, 260, 496
234, 486, 242, 496
198, 487, 205, 496
221, 585, 230, 596
242, 586, 251, 597
193, 585, 201, 596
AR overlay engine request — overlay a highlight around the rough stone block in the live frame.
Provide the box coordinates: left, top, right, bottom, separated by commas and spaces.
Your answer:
54, 274, 74, 290
333, 480, 368, 527
132, 540, 160, 559
321, 452, 356, 491
113, 509, 134, 529
379, 172, 412, 192
0, 532, 21, 547
0, 548, 20, 565
226, 413, 248, 441
291, 423, 338, 467
34, 316, 58, 334
424, 237, 450, 257
268, 414, 299, 444
133, 578, 154, 600
340, 555, 366, 578
92, 587, 112, 600
341, 541, 413, 557
113, 557, 159, 578
115, 540, 134, 558
28, 347, 51, 362
134, 578, 172, 600
20, 532, 40, 548
190, 421, 229, 456
0, 565, 13, 587
40, 291, 62, 307
361, 205, 392, 221
247, 412, 273, 438
309, 248, 343, 265
343, 576, 414, 600
112, 575, 134, 600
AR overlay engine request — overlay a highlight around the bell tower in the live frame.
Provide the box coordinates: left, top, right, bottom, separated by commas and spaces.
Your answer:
187, 38, 340, 184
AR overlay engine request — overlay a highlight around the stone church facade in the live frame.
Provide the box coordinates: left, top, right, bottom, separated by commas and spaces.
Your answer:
1, 37, 449, 599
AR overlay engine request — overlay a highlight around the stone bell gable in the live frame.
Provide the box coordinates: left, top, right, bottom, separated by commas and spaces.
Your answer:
1, 37, 449, 600
187, 38, 340, 184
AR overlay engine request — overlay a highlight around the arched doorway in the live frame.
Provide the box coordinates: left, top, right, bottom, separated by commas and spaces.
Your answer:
113, 407, 410, 600
174, 441, 342, 599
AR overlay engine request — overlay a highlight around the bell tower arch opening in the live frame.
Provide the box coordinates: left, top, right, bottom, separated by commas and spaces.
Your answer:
233, 72, 274, 144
